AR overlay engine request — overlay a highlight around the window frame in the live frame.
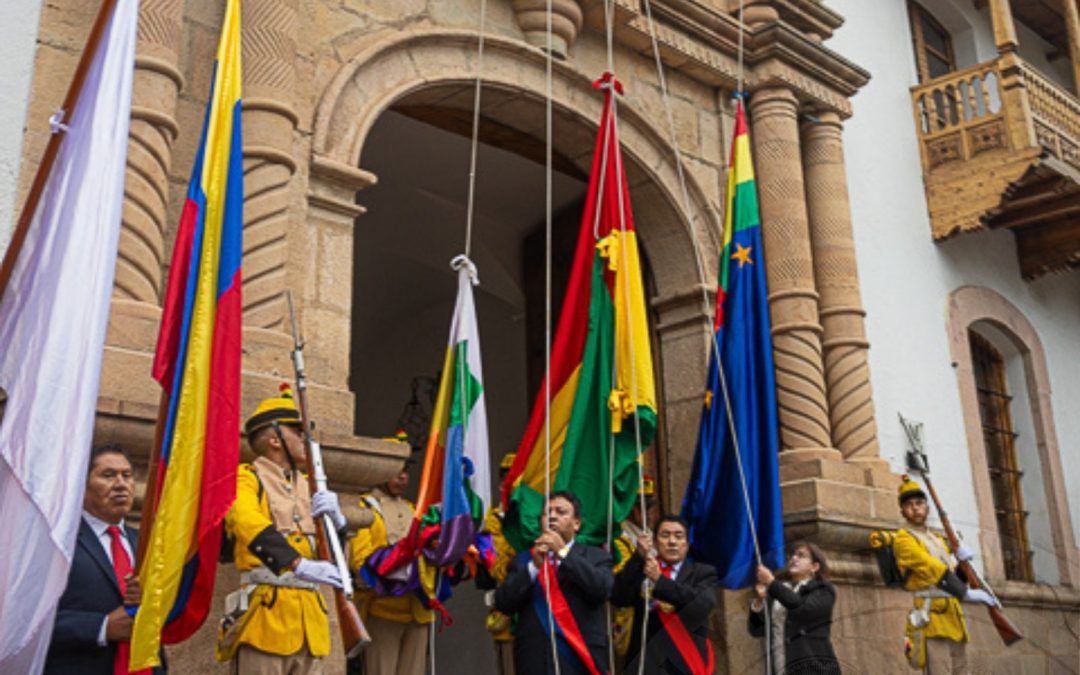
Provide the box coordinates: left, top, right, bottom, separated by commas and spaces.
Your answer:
969, 331, 1035, 583
908, 0, 957, 82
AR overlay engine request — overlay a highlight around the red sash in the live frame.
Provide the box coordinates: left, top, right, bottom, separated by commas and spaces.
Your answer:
652, 564, 713, 675
656, 609, 714, 675
535, 557, 604, 675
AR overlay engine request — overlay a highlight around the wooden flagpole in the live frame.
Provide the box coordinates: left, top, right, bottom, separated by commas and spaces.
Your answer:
0, 0, 120, 301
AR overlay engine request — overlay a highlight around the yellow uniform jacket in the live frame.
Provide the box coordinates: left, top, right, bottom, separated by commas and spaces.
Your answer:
611, 522, 645, 657
482, 507, 515, 641
351, 488, 434, 625
225, 459, 331, 657
894, 527, 968, 642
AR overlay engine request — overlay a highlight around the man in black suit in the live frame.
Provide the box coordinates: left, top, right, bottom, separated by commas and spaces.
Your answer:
495, 490, 614, 675
611, 514, 717, 674
44, 444, 156, 674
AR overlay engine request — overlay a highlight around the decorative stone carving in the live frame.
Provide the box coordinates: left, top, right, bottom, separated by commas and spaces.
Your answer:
240, 0, 299, 331
511, 0, 584, 57
115, 0, 185, 304
747, 86, 833, 456
801, 112, 879, 461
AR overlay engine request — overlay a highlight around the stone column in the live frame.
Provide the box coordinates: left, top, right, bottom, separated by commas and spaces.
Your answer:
114, 0, 185, 307
240, 0, 299, 331
747, 87, 835, 459
801, 112, 880, 462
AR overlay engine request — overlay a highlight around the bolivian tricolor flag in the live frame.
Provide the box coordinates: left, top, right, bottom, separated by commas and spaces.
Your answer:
131, 0, 243, 667
501, 73, 657, 552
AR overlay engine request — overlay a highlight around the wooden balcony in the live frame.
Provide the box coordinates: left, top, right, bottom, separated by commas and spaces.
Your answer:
911, 53, 1080, 279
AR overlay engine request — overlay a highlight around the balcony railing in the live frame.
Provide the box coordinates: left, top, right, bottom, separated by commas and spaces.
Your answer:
909, 53, 1080, 277
912, 60, 1006, 170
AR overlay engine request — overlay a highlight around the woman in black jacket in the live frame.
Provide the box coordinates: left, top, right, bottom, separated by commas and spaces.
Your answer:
748, 541, 840, 674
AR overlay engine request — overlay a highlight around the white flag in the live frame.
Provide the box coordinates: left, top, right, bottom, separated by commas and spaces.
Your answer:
0, 1, 138, 671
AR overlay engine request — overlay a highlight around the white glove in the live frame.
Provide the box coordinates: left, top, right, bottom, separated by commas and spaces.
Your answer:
954, 543, 975, 563
311, 490, 347, 531
962, 588, 995, 606
294, 558, 343, 589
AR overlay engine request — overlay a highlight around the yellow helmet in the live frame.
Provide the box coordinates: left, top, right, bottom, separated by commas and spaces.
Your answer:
500, 453, 517, 471
640, 473, 655, 497
245, 383, 301, 437
898, 474, 927, 506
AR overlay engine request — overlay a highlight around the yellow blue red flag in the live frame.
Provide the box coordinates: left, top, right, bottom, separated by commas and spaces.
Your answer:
130, 0, 243, 666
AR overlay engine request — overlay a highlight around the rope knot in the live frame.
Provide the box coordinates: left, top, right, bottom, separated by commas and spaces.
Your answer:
595, 233, 620, 272
607, 389, 635, 434
49, 109, 70, 135
592, 72, 624, 95
450, 254, 480, 286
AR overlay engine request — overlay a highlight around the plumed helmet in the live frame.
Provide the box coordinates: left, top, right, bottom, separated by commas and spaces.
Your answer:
898, 473, 927, 506
245, 383, 301, 436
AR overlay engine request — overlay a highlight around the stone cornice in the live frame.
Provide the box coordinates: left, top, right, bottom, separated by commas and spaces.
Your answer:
599, 1, 869, 117
746, 21, 870, 102
771, 0, 844, 39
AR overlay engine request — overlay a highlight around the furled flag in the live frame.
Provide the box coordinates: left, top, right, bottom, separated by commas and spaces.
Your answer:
681, 97, 785, 589
129, 0, 242, 667
0, 1, 138, 672
501, 73, 657, 552
361, 256, 491, 610
415, 254, 491, 563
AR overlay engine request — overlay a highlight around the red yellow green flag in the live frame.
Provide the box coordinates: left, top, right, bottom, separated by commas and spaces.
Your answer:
501, 73, 657, 551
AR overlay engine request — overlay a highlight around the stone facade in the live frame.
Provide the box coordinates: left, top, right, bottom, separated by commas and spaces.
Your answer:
12, 0, 1079, 672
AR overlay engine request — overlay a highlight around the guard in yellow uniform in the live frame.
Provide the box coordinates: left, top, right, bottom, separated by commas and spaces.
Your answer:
216, 387, 354, 674
894, 475, 995, 674
352, 462, 434, 675
610, 474, 656, 671
479, 453, 518, 675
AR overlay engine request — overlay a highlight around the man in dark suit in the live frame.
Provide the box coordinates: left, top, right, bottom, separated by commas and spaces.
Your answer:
611, 515, 717, 674
495, 490, 614, 675
44, 444, 156, 674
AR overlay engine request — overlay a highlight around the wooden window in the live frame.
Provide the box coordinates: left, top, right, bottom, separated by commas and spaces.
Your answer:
909, 1, 957, 82
970, 332, 1034, 582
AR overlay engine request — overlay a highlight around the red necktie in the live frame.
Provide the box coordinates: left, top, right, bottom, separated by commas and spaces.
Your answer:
659, 560, 674, 579
107, 526, 149, 675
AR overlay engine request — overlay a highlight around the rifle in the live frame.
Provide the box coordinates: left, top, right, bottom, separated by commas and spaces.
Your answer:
287, 291, 371, 657
899, 414, 1023, 646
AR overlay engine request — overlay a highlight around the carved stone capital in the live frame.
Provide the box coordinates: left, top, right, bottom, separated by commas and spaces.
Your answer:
511, 0, 584, 57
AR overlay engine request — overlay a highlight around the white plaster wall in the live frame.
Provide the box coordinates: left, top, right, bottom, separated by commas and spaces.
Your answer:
0, 0, 43, 252
827, 0, 1080, 577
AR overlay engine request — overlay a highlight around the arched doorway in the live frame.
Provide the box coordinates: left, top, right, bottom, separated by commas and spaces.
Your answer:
308, 31, 723, 670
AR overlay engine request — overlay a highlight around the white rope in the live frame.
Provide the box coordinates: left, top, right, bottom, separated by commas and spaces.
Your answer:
462, 0, 488, 259
636, 0, 773, 670
429, 571, 439, 675
542, 1, 561, 673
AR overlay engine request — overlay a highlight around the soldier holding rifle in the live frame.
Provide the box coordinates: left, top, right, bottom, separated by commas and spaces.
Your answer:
895, 416, 1022, 674
215, 386, 358, 673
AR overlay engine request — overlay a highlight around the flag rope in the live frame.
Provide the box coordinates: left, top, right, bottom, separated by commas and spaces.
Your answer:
636, 0, 775, 669
542, 0, 562, 671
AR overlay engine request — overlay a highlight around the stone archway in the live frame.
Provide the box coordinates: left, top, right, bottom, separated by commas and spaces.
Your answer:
306, 29, 726, 500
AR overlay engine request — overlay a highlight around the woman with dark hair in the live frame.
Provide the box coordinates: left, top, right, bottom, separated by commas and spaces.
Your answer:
748, 541, 841, 674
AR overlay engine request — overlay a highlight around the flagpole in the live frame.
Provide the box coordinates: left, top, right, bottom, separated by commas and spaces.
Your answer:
0, 0, 119, 300
135, 392, 170, 573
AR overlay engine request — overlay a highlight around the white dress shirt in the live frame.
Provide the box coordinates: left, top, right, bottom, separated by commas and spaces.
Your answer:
82, 511, 133, 646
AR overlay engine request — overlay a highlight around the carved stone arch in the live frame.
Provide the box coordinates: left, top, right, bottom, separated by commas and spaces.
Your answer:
946, 285, 1078, 585
307, 28, 725, 500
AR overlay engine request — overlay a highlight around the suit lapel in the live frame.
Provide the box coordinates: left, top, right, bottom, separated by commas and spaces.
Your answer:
78, 517, 122, 595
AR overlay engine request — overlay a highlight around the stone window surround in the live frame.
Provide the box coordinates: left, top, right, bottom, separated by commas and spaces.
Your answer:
946, 285, 1078, 585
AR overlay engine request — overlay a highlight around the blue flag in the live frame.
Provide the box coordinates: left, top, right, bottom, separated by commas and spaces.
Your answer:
681, 100, 785, 588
